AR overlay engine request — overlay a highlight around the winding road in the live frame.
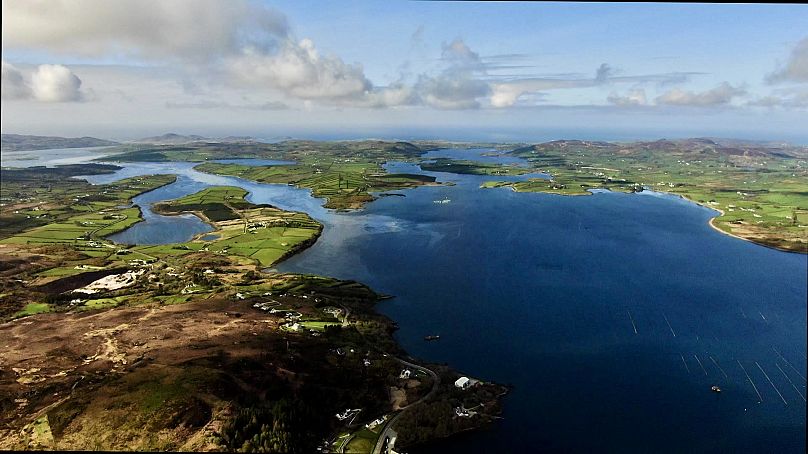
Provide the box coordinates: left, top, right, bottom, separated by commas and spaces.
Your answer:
370, 357, 440, 454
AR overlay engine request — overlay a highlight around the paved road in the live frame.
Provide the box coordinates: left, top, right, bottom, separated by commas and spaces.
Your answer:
371, 357, 440, 454
396, 357, 440, 406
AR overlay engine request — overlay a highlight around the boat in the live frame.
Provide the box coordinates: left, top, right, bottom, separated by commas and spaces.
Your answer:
711, 385, 722, 393
424, 335, 441, 341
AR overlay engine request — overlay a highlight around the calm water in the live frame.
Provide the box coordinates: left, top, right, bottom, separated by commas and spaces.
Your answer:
82, 160, 301, 245
33, 147, 808, 452
0, 146, 116, 168
282, 150, 807, 453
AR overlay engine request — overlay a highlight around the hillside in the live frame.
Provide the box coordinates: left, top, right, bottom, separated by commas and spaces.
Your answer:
1, 134, 118, 152
133, 133, 257, 145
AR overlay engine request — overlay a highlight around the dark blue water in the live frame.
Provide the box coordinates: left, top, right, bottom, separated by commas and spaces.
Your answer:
73, 148, 805, 452
276, 153, 807, 453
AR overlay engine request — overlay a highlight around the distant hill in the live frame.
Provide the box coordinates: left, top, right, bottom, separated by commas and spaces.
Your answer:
698, 137, 794, 148
515, 137, 808, 160
133, 133, 208, 144
1, 134, 118, 152
133, 133, 257, 145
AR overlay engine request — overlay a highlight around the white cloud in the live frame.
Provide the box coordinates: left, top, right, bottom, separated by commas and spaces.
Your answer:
416, 74, 489, 109
489, 78, 595, 108
403, 38, 490, 110
747, 89, 808, 109
487, 63, 665, 108
656, 82, 746, 107
30, 64, 84, 102
607, 88, 647, 106
227, 39, 371, 101
0, 1, 770, 116
1, 61, 30, 99
2, 61, 85, 102
767, 37, 808, 84
2, 0, 288, 62
441, 38, 484, 72
4, 0, 378, 105
361, 84, 417, 108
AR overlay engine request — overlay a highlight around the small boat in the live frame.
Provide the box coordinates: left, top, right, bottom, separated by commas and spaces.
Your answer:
711, 385, 722, 393
424, 335, 441, 341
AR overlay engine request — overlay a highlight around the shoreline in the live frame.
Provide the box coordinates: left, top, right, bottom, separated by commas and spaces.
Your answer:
661, 191, 806, 255
150, 199, 327, 268
126, 181, 509, 447
485, 181, 806, 254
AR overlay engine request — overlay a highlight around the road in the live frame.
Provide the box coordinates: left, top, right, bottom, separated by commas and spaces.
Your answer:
370, 357, 440, 454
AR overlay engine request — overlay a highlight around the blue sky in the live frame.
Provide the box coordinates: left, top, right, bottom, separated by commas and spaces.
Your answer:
2, 1, 807, 142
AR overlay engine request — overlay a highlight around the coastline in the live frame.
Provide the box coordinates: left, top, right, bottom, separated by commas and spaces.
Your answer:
117, 180, 510, 449
485, 181, 806, 254
664, 191, 807, 255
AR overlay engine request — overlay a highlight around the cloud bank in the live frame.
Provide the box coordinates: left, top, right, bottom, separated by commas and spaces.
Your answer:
2, 1, 803, 117
2, 0, 289, 62
607, 88, 647, 106
656, 82, 746, 107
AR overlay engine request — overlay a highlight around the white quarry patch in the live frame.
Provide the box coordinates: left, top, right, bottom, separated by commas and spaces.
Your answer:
73, 269, 145, 294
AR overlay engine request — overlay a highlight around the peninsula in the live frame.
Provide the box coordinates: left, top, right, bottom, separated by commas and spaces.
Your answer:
0, 152, 505, 453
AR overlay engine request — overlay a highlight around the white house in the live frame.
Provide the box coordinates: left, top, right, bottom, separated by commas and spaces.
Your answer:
455, 376, 471, 389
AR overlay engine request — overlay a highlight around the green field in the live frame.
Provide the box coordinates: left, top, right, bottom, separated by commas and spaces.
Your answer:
13, 302, 51, 318
194, 162, 437, 210
420, 158, 532, 176
0, 168, 175, 251
100, 140, 437, 210
478, 139, 807, 252
153, 186, 322, 266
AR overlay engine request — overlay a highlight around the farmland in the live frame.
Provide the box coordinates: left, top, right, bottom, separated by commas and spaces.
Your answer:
420, 157, 532, 176
152, 186, 322, 266
102, 140, 440, 210
0, 165, 176, 252
195, 162, 438, 210
478, 139, 808, 253
0, 160, 502, 453
9, 136, 800, 452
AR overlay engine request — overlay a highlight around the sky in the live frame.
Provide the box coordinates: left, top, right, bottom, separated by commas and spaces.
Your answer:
2, 1, 807, 143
